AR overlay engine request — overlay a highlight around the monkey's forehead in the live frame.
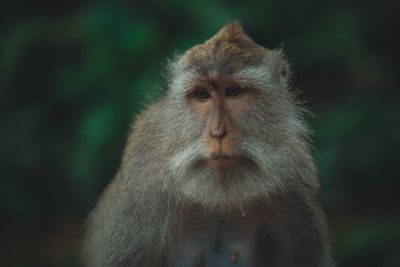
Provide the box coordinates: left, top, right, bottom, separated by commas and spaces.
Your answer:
179, 21, 269, 73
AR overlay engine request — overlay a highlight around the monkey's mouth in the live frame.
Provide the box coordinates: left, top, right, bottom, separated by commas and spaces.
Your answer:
210, 153, 233, 160
207, 153, 241, 169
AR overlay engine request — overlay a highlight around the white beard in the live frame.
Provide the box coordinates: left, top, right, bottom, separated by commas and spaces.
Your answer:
167, 137, 294, 210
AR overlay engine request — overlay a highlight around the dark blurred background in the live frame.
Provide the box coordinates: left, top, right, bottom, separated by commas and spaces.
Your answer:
1, 0, 399, 266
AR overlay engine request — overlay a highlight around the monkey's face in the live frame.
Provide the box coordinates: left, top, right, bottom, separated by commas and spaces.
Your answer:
185, 77, 256, 170
164, 23, 310, 209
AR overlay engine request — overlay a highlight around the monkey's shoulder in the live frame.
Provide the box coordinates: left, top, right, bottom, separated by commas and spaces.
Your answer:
130, 100, 165, 134
123, 100, 168, 155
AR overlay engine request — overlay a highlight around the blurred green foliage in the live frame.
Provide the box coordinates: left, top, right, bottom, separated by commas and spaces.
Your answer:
1, 0, 399, 266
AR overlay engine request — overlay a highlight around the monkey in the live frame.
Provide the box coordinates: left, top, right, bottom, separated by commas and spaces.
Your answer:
82, 21, 335, 267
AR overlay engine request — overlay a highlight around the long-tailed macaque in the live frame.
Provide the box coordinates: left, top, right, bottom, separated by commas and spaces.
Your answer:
82, 21, 334, 267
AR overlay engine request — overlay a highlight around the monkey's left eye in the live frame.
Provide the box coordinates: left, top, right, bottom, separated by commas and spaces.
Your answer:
193, 89, 212, 101
225, 87, 245, 98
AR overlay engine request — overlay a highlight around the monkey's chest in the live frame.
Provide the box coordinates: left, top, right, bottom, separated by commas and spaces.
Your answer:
169, 219, 262, 267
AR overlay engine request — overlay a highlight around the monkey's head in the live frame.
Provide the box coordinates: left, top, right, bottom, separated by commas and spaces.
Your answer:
163, 21, 314, 210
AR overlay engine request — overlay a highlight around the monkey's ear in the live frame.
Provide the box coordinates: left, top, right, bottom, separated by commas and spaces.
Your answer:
268, 48, 292, 85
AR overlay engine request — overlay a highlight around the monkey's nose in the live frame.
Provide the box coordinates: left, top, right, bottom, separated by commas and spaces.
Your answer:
210, 128, 228, 140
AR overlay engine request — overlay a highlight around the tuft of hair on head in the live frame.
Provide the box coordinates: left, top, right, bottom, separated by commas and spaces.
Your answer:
206, 20, 266, 60
209, 20, 253, 44
174, 20, 268, 74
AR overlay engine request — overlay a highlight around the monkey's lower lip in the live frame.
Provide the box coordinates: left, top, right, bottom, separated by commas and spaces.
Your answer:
209, 159, 237, 170
207, 153, 239, 169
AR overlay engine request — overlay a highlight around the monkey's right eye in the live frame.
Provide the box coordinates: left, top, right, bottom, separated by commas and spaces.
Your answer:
192, 89, 212, 101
